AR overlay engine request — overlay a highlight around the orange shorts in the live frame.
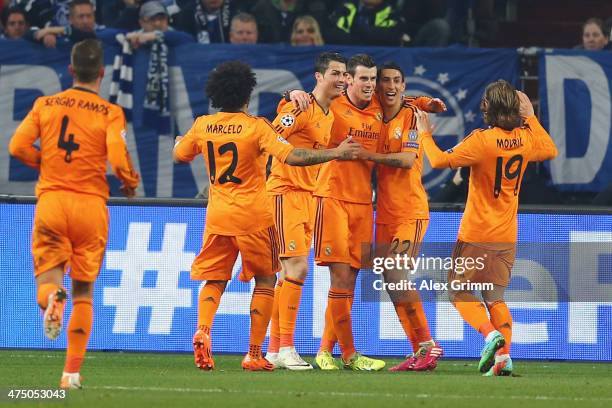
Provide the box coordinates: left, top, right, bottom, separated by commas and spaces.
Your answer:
32, 191, 108, 282
191, 226, 281, 282
313, 197, 373, 269
448, 240, 516, 288
375, 219, 429, 257
272, 192, 315, 258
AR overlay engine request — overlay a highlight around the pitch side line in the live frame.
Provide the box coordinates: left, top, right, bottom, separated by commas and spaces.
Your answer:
88, 386, 612, 402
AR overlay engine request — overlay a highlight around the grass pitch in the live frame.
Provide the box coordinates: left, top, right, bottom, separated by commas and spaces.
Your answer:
1, 350, 611, 408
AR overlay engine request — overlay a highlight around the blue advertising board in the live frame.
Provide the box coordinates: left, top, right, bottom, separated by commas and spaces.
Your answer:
1, 202, 610, 361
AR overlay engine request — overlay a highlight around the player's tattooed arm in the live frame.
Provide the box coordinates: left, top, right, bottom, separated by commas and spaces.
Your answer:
359, 151, 416, 169
286, 137, 361, 166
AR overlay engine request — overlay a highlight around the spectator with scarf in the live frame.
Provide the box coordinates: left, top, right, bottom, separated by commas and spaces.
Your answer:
111, 1, 192, 137
172, 0, 248, 44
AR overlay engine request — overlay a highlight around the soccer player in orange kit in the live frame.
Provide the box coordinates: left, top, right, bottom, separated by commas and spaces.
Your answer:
360, 62, 444, 371
416, 80, 558, 376
173, 60, 360, 371
8, 39, 140, 389
265, 52, 347, 370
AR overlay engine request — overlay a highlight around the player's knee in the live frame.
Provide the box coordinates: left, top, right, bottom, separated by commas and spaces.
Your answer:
283, 257, 308, 280
72, 280, 94, 299
254, 274, 277, 288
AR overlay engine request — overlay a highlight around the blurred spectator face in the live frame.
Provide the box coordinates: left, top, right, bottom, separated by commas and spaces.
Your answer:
582, 22, 609, 51
140, 14, 169, 32
377, 68, 405, 108
348, 65, 377, 102
319, 60, 347, 98
5, 11, 28, 39
361, 0, 384, 8
70, 4, 95, 32
202, 0, 224, 12
293, 21, 317, 46
230, 20, 257, 44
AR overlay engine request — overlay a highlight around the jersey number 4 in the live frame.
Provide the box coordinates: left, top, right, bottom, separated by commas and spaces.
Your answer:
206, 141, 242, 185
57, 115, 80, 163
494, 154, 524, 198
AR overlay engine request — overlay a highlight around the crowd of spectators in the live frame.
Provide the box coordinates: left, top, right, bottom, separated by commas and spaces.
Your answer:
0, 1, 610, 50
0, 0, 501, 47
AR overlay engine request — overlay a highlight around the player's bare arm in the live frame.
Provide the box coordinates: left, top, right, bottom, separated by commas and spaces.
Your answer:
359, 150, 416, 169
286, 137, 360, 166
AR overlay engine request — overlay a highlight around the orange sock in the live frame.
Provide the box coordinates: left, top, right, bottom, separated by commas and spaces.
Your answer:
328, 288, 355, 361
279, 277, 304, 348
453, 293, 495, 337
268, 280, 282, 354
394, 302, 432, 353
37, 283, 60, 310
249, 287, 275, 356
319, 294, 353, 353
488, 300, 512, 354
64, 298, 93, 373
319, 302, 337, 353
197, 281, 226, 330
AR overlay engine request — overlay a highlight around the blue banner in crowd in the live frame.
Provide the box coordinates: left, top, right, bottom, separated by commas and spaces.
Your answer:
1, 202, 611, 361
0, 40, 519, 197
539, 49, 612, 192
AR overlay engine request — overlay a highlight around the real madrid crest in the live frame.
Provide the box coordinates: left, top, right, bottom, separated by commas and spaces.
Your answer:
325, 247, 332, 256
394, 127, 402, 139
288, 240, 296, 251
375, 112, 382, 121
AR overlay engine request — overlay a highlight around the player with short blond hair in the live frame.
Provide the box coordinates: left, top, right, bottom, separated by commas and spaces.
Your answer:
9, 39, 140, 389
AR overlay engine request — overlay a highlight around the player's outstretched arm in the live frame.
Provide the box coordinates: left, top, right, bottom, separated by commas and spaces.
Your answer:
285, 137, 361, 166
416, 110, 483, 169
173, 121, 201, 164
405, 96, 447, 113
359, 151, 416, 169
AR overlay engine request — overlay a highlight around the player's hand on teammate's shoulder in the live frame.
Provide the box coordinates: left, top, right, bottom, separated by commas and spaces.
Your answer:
415, 109, 434, 135
335, 136, 361, 160
427, 98, 447, 113
289, 90, 310, 112
516, 91, 535, 119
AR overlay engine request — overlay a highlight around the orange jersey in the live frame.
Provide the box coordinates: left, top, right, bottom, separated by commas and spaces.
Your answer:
267, 94, 333, 194
421, 115, 558, 243
377, 103, 429, 223
314, 93, 383, 204
9, 87, 139, 200
174, 111, 295, 235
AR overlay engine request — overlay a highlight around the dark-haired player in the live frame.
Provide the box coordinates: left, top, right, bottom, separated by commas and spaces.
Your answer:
173, 60, 360, 371
9, 39, 140, 389
360, 62, 444, 371
265, 52, 347, 370
417, 80, 557, 376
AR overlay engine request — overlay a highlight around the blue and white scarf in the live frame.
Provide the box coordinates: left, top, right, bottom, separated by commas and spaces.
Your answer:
110, 32, 171, 136
109, 33, 134, 122
143, 31, 171, 136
